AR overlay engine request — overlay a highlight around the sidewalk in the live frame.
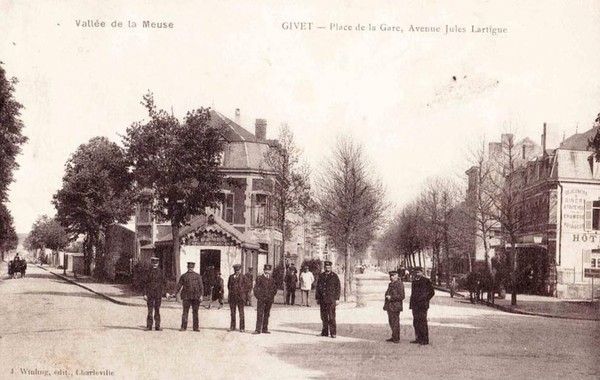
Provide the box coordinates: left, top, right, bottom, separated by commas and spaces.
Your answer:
39, 265, 181, 308
445, 287, 600, 321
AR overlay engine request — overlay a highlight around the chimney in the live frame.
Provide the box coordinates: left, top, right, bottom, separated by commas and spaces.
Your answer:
541, 122, 547, 155
255, 118, 267, 140
234, 108, 241, 125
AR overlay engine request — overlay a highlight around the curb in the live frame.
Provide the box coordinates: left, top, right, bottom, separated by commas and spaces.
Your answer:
37, 265, 135, 306
478, 300, 600, 321
433, 285, 466, 298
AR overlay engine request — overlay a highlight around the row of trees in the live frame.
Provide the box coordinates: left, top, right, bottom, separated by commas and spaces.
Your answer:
375, 131, 548, 305
0, 62, 28, 260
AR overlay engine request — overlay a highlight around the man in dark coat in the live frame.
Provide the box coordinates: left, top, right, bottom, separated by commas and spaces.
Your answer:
228, 264, 247, 332
244, 267, 254, 306
384, 270, 405, 343
284, 264, 298, 305
409, 267, 435, 345
144, 257, 165, 331
176, 262, 204, 331
315, 261, 341, 338
253, 264, 277, 334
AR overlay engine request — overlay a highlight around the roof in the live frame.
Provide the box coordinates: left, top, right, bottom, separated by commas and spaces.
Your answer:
559, 126, 599, 151
155, 213, 260, 249
209, 110, 257, 142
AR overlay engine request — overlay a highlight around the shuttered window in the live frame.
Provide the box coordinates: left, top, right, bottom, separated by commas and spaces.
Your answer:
585, 200, 593, 230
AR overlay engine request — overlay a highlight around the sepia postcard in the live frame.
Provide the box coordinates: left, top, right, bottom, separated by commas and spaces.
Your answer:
0, 1, 599, 379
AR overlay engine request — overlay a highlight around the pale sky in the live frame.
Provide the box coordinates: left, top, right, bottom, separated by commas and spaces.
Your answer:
1, 0, 599, 233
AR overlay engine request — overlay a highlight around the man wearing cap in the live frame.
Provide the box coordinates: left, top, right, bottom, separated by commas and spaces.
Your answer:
227, 264, 246, 332
176, 262, 204, 331
315, 261, 341, 338
384, 270, 405, 343
409, 267, 435, 345
244, 268, 254, 306
253, 264, 278, 334
144, 257, 165, 331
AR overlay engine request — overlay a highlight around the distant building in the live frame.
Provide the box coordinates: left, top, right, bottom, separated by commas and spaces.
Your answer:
135, 110, 283, 296
465, 133, 543, 271
471, 123, 600, 299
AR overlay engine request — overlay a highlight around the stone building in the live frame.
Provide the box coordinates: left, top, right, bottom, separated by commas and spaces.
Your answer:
135, 110, 283, 295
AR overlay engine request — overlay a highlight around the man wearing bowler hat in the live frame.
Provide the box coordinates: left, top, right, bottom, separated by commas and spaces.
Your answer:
409, 267, 434, 345
176, 262, 204, 331
253, 264, 278, 334
384, 270, 405, 343
144, 257, 165, 331
227, 264, 246, 332
316, 261, 340, 338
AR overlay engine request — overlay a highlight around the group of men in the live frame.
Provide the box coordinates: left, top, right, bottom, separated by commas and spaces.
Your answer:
284, 264, 316, 307
384, 267, 435, 345
7, 254, 27, 279
143, 257, 434, 345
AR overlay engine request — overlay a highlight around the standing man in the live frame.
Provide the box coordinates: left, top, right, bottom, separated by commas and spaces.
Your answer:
284, 264, 298, 305
384, 270, 405, 343
228, 264, 246, 332
315, 261, 340, 338
409, 267, 435, 345
244, 267, 254, 306
176, 262, 204, 332
299, 266, 315, 307
253, 264, 277, 334
144, 257, 165, 331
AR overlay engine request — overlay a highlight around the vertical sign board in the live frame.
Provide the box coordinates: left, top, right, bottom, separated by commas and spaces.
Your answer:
584, 268, 600, 301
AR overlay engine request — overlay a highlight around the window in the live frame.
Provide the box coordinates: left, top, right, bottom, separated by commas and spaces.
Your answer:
221, 193, 234, 223
252, 193, 269, 227
593, 201, 600, 230
592, 258, 597, 268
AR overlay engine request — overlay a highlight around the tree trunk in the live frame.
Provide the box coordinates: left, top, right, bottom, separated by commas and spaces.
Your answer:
511, 242, 518, 306
83, 235, 93, 276
344, 243, 350, 302
172, 223, 181, 280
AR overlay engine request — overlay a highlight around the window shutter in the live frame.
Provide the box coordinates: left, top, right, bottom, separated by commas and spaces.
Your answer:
585, 200, 592, 230
251, 194, 256, 225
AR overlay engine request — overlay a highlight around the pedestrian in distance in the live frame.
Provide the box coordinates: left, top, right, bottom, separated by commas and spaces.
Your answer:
253, 264, 278, 334
315, 261, 340, 338
284, 264, 298, 305
299, 266, 314, 307
211, 271, 224, 309
383, 270, 405, 343
409, 266, 434, 345
19, 257, 27, 278
227, 264, 246, 332
144, 257, 165, 331
244, 267, 253, 306
176, 262, 204, 332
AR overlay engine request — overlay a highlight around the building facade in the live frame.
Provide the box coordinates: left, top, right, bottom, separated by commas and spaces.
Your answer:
135, 110, 283, 297
489, 126, 600, 299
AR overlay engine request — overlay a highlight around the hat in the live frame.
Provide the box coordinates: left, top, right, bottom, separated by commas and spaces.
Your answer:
324, 261, 332, 266
248, 267, 253, 270
150, 257, 159, 263
389, 270, 398, 275
233, 264, 242, 270
263, 264, 272, 270
413, 266, 423, 272
187, 262, 196, 267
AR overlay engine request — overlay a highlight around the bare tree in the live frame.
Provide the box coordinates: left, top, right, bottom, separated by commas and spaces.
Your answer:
485, 134, 526, 306
316, 137, 387, 301
417, 177, 461, 285
465, 140, 499, 271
